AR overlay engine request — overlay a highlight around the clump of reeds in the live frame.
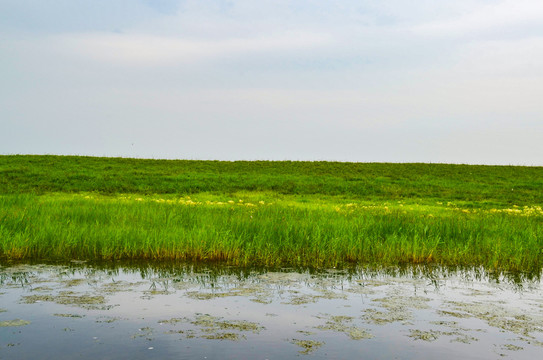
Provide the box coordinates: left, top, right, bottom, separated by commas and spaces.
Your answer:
1, 193, 541, 273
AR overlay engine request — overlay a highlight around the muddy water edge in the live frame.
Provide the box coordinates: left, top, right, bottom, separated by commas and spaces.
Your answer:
1, 262, 542, 360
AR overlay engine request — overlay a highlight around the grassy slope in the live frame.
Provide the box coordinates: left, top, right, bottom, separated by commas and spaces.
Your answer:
2, 155, 542, 206
1, 155, 542, 271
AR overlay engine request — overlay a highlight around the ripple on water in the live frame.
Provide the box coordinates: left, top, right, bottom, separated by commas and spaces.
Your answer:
0, 263, 542, 359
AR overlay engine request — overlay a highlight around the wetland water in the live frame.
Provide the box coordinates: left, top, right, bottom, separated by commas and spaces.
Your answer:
1, 263, 542, 359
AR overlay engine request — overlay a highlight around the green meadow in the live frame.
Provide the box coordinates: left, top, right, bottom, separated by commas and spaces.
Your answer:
1, 155, 542, 272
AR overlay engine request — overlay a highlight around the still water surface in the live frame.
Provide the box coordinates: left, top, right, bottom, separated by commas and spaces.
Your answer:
1, 263, 542, 359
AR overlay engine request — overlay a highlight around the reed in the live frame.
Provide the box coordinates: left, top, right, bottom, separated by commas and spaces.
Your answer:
1, 192, 541, 272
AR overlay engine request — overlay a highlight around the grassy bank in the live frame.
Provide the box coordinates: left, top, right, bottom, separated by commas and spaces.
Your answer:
1, 155, 542, 272
2, 155, 543, 207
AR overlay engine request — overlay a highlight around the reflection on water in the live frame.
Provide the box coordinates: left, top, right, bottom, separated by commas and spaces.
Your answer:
1, 262, 542, 359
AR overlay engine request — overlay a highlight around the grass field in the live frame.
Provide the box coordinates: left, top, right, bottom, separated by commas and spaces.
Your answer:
1, 155, 542, 272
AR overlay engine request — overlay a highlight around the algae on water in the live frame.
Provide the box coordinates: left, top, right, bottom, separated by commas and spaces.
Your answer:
291, 339, 324, 355
0, 319, 31, 327
202, 332, 245, 341
21, 293, 105, 306
315, 314, 373, 340
191, 314, 264, 335
443, 300, 543, 338
53, 313, 85, 318
363, 293, 430, 325
158, 314, 265, 341
408, 329, 439, 342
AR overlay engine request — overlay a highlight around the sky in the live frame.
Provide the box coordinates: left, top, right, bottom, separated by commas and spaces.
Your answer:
1, 0, 542, 165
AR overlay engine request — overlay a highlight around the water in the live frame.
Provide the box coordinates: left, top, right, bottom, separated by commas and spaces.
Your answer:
1, 262, 542, 359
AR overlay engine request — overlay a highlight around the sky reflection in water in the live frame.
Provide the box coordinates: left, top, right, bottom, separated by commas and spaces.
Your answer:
1, 263, 542, 359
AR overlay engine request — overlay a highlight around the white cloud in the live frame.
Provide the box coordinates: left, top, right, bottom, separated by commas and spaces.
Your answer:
412, 0, 543, 37
455, 36, 543, 76
55, 31, 332, 66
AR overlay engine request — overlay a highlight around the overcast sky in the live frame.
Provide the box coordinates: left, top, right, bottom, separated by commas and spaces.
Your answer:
1, 0, 542, 165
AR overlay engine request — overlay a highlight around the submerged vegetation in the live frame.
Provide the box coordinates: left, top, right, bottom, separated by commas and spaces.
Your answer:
0, 155, 542, 272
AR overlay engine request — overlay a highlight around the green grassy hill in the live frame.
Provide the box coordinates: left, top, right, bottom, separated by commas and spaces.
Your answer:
1, 155, 542, 272
1, 155, 542, 207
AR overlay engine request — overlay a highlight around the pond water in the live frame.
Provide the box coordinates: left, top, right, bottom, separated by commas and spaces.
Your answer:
1, 262, 542, 359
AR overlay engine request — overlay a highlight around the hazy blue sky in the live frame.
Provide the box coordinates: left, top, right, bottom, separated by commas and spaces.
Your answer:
1, 0, 542, 165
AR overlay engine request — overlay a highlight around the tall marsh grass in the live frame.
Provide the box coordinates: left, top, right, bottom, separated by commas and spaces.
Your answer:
1, 193, 541, 272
